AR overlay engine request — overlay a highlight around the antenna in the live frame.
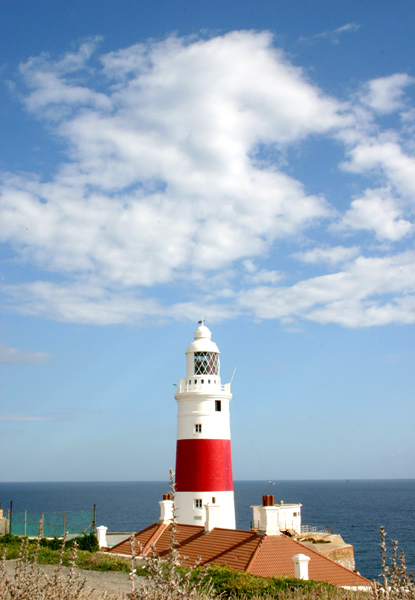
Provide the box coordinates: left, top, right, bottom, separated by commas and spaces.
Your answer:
198, 318, 205, 325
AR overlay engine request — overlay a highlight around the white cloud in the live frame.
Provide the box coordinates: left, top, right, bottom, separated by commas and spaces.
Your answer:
237, 251, 415, 327
299, 23, 360, 45
1, 32, 340, 290
1, 281, 163, 324
19, 38, 110, 117
342, 141, 415, 198
294, 245, 361, 266
246, 269, 283, 284
337, 188, 414, 241
1, 31, 415, 328
361, 73, 415, 114
0, 343, 49, 364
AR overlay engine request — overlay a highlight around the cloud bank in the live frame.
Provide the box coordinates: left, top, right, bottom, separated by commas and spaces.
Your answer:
0, 31, 414, 327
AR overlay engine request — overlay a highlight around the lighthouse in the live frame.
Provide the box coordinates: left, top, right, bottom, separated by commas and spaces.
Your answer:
174, 321, 236, 529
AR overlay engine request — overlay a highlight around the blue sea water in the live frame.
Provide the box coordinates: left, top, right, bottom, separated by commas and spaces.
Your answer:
0, 479, 414, 581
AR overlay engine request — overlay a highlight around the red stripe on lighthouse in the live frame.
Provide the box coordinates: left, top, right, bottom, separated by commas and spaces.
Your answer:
175, 439, 233, 492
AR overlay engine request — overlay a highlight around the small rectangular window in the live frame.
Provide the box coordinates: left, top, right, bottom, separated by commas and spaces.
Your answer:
201, 379, 204, 384
208, 379, 211, 384
194, 499, 203, 509
195, 424, 202, 433
215, 400, 221, 412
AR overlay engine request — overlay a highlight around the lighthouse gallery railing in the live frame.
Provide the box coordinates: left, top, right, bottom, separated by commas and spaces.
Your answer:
177, 379, 231, 394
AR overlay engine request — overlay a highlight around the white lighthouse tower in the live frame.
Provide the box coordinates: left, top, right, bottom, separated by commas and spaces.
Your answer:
174, 321, 236, 529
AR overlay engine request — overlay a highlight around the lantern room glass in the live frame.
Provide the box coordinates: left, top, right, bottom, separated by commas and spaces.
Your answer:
194, 352, 219, 375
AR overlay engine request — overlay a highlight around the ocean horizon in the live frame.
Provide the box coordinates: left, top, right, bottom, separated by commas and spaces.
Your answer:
1, 478, 414, 581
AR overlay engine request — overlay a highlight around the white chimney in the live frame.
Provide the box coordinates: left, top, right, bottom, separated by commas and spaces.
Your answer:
96, 526, 108, 549
257, 495, 280, 535
292, 554, 311, 580
159, 494, 174, 523
258, 506, 281, 535
205, 501, 219, 533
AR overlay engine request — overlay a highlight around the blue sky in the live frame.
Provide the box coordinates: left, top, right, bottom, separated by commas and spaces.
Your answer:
1, 0, 414, 482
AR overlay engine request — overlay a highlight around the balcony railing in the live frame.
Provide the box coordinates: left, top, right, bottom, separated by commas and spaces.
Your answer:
176, 378, 231, 394
301, 525, 334, 534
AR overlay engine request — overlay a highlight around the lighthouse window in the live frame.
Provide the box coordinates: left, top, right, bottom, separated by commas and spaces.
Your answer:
194, 352, 219, 375
215, 400, 221, 412
195, 424, 202, 433
195, 499, 203, 509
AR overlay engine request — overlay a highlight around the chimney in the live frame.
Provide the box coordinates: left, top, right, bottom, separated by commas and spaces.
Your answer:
258, 495, 280, 535
96, 526, 108, 549
292, 554, 310, 580
205, 501, 219, 533
159, 494, 174, 523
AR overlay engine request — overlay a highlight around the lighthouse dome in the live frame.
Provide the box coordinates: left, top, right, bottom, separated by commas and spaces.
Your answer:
186, 324, 219, 354
194, 324, 211, 340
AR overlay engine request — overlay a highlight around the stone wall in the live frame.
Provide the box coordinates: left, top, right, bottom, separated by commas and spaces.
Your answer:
296, 532, 356, 571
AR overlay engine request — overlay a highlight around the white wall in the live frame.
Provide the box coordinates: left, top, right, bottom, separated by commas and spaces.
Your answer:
175, 491, 236, 529
251, 503, 302, 534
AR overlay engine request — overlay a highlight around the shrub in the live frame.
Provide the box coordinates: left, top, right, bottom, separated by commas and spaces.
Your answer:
73, 533, 99, 553
76, 550, 130, 573
203, 564, 331, 598
0, 535, 101, 600
0, 534, 20, 545
40, 536, 62, 550
372, 526, 415, 600
0, 533, 22, 559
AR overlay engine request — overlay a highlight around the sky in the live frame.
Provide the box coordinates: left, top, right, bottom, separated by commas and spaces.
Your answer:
0, 0, 414, 482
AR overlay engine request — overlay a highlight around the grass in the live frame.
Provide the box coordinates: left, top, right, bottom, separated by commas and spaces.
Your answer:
0, 533, 131, 573
200, 564, 335, 598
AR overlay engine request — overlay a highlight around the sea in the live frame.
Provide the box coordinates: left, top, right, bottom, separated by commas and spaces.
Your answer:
0, 479, 414, 582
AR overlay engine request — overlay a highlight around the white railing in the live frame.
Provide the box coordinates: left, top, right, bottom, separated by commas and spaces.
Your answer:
176, 378, 231, 394
301, 525, 334, 534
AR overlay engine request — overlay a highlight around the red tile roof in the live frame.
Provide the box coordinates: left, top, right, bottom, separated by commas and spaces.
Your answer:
108, 523, 370, 588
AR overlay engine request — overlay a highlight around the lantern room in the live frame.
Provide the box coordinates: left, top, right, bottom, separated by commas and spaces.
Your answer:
185, 322, 220, 379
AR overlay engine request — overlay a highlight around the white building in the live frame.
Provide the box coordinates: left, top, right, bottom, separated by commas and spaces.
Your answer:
251, 495, 302, 534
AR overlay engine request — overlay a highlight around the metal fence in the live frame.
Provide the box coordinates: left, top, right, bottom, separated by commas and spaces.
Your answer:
301, 525, 334, 534
8, 508, 95, 538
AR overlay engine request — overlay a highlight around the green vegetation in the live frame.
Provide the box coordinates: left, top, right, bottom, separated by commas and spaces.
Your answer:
0, 532, 129, 572
203, 564, 333, 598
